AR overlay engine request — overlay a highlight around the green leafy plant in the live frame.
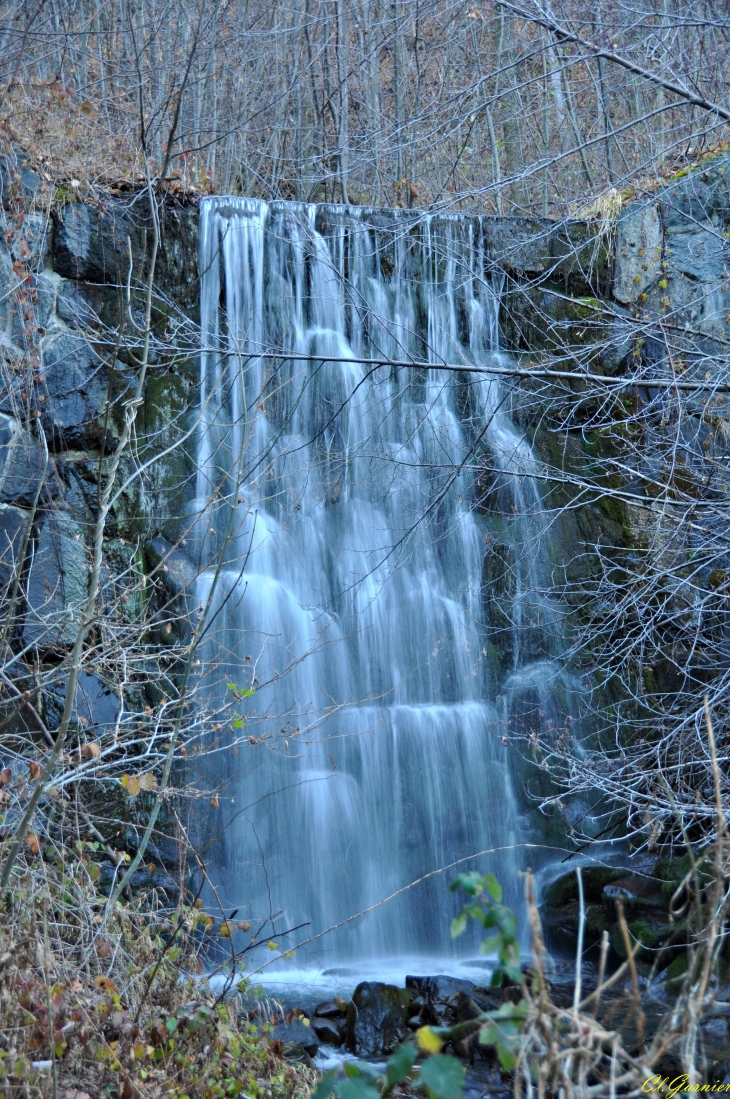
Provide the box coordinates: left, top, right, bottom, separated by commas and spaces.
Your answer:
450, 871, 522, 986
448, 871, 528, 1070
312, 1038, 464, 1099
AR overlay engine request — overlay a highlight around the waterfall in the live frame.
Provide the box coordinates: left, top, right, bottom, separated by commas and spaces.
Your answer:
193, 199, 562, 976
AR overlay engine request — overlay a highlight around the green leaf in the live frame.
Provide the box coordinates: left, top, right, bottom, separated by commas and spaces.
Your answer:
499, 910, 517, 940
418, 1054, 465, 1099
483, 873, 502, 902
385, 1042, 418, 1086
478, 934, 501, 955
495, 1044, 517, 1071
479, 1022, 499, 1046
336, 1076, 380, 1099
165, 1016, 178, 1034
450, 913, 467, 939
311, 1069, 338, 1099
450, 871, 481, 896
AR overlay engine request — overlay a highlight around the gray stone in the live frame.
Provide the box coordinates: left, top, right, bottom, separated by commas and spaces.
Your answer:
0, 232, 53, 346
145, 536, 197, 598
24, 509, 89, 649
0, 248, 22, 342
280, 1043, 314, 1068
0, 146, 41, 206
314, 999, 347, 1018
20, 212, 50, 269
346, 981, 413, 1055
0, 413, 46, 506
406, 975, 480, 1005
43, 669, 120, 735
52, 200, 134, 284
613, 203, 662, 303
3, 211, 50, 271
658, 156, 730, 229
0, 502, 30, 594
40, 330, 126, 449
56, 280, 99, 329
665, 225, 728, 282
271, 1020, 319, 1058
310, 1016, 341, 1045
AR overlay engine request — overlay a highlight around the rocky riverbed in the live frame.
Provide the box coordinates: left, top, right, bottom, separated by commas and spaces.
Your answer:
237, 956, 730, 1088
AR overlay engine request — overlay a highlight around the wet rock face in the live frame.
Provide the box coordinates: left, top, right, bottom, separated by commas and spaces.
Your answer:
346, 981, 415, 1055
0, 157, 200, 659
0, 414, 45, 506
41, 332, 133, 449
0, 503, 29, 598
270, 1019, 319, 1059
53, 200, 140, 284
541, 858, 709, 982
43, 669, 120, 736
23, 509, 89, 648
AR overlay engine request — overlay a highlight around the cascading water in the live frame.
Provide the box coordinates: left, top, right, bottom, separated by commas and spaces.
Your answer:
193, 198, 564, 977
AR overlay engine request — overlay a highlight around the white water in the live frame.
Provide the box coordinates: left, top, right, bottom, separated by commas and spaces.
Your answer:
193, 199, 563, 975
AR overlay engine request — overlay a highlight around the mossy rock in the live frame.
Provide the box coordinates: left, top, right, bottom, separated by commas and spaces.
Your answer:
665, 950, 689, 994
543, 866, 625, 909
609, 917, 677, 963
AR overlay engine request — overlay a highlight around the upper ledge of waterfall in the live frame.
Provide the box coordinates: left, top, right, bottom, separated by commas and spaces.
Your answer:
38, 149, 730, 341
45, 187, 608, 297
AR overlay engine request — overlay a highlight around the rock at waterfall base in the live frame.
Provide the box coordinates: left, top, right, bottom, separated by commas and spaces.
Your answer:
346, 982, 415, 1055
270, 1019, 319, 1058
311, 1016, 343, 1045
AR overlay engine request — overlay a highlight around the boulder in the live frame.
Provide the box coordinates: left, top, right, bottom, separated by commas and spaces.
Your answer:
52, 200, 135, 284
405, 975, 480, 1004
0, 503, 30, 595
23, 510, 89, 649
280, 1043, 315, 1068
0, 414, 46, 506
452, 992, 488, 1059
40, 331, 125, 449
346, 982, 414, 1055
314, 998, 347, 1018
0, 247, 22, 344
145, 536, 197, 598
613, 203, 662, 304
270, 1019, 319, 1058
310, 1016, 342, 1045
665, 224, 727, 283
405, 975, 497, 1026
658, 155, 730, 229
